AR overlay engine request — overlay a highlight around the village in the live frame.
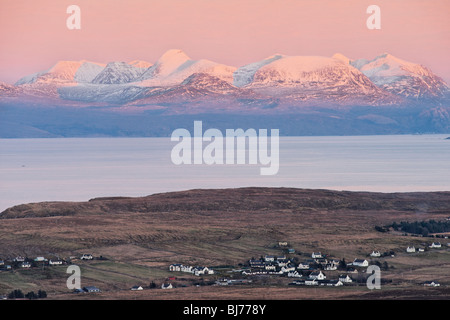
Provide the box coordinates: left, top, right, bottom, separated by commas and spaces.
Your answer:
0, 239, 448, 298
165, 240, 448, 289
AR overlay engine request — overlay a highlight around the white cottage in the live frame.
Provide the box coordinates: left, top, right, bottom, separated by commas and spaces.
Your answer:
49, 259, 63, 266
429, 242, 441, 248
339, 274, 353, 283
352, 259, 369, 267
297, 262, 310, 270
370, 251, 381, 257
309, 271, 326, 280
161, 283, 173, 289
305, 278, 318, 286
424, 281, 440, 287
406, 246, 416, 253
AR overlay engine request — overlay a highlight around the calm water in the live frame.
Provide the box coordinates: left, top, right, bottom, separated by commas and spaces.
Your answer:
0, 135, 449, 212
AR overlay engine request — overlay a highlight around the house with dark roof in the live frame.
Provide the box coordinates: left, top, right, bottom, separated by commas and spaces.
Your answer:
339, 274, 353, 283
429, 242, 441, 248
352, 259, 369, 267
308, 271, 326, 280
161, 283, 173, 289
424, 281, 440, 287
83, 286, 101, 293
131, 285, 143, 291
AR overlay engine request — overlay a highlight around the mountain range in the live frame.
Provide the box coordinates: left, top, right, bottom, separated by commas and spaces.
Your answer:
1, 50, 449, 137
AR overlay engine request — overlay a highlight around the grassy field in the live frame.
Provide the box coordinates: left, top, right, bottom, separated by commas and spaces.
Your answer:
0, 187, 449, 299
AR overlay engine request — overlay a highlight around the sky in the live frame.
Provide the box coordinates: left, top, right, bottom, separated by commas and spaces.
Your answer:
0, 0, 449, 84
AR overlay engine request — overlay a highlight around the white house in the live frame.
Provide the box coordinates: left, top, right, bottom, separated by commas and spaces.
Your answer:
370, 251, 381, 257
81, 254, 93, 260
181, 265, 193, 273
287, 271, 302, 278
20, 261, 31, 268
352, 259, 369, 267
193, 266, 214, 276
34, 257, 47, 262
322, 280, 343, 287
429, 242, 441, 248
265, 265, 276, 271
309, 271, 326, 280
13, 257, 25, 262
131, 286, 143, 291
277, 260, 288, 267
325, 262, 338, 271
264, 255, 276, 262
297, 262, 310, 270
83, 286, 101, 293
305, 278, 318, 286
311, 252, 322, 259
169, 264, 182, 272
161, 283, 173, 289
49, 259, 63, 266
339, 274, 353, 283
424, 281, 440, 287
281, 264, 296, 273
406, 246, 416, 253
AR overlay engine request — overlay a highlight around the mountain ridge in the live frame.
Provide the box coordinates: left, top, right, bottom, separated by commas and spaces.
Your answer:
7, 50, 448, 110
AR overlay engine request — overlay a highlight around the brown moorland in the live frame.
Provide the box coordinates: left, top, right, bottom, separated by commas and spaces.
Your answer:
0, 187, 449, 300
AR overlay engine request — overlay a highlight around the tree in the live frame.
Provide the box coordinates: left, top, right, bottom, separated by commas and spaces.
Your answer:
149, 281, 157, 289
8, 289, 24, 299
339, 258, 347, 270
38, 290, 47, 298
25, 291, 38, 300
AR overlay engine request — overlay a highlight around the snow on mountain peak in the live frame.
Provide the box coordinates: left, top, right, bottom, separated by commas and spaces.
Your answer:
351, 53, 448, 99
11, 51, 448, 105
91, 61, 145, 84
244, 55, 362, 88
74, 61, 106, 83
139, 49, 191, 82
15, 60, 105, 85
353, 53, 418, 79
233, 54, 285, 87
139, 50, 236, 86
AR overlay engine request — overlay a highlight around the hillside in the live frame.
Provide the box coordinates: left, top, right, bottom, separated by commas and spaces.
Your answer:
2, 187, 450, 219
1, 187, 450, 300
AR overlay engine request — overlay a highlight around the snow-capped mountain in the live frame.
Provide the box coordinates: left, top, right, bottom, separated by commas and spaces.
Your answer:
350, 53, 448, 100
233, 54, 285, 87
138, 49, 236, 86
234, 54, 400, 105
91, 61, 146, 84
15, 60, 106, 85
74, 62, 107, 83
5, 50, 448, 110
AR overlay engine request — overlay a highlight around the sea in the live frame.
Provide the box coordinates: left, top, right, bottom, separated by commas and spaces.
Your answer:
0, 134, 449, 212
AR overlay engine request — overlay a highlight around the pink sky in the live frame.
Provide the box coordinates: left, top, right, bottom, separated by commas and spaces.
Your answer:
0, 0, 449, 84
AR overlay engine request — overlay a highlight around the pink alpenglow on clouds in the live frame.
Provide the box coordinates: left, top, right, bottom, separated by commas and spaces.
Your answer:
0, 0, 449, 84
